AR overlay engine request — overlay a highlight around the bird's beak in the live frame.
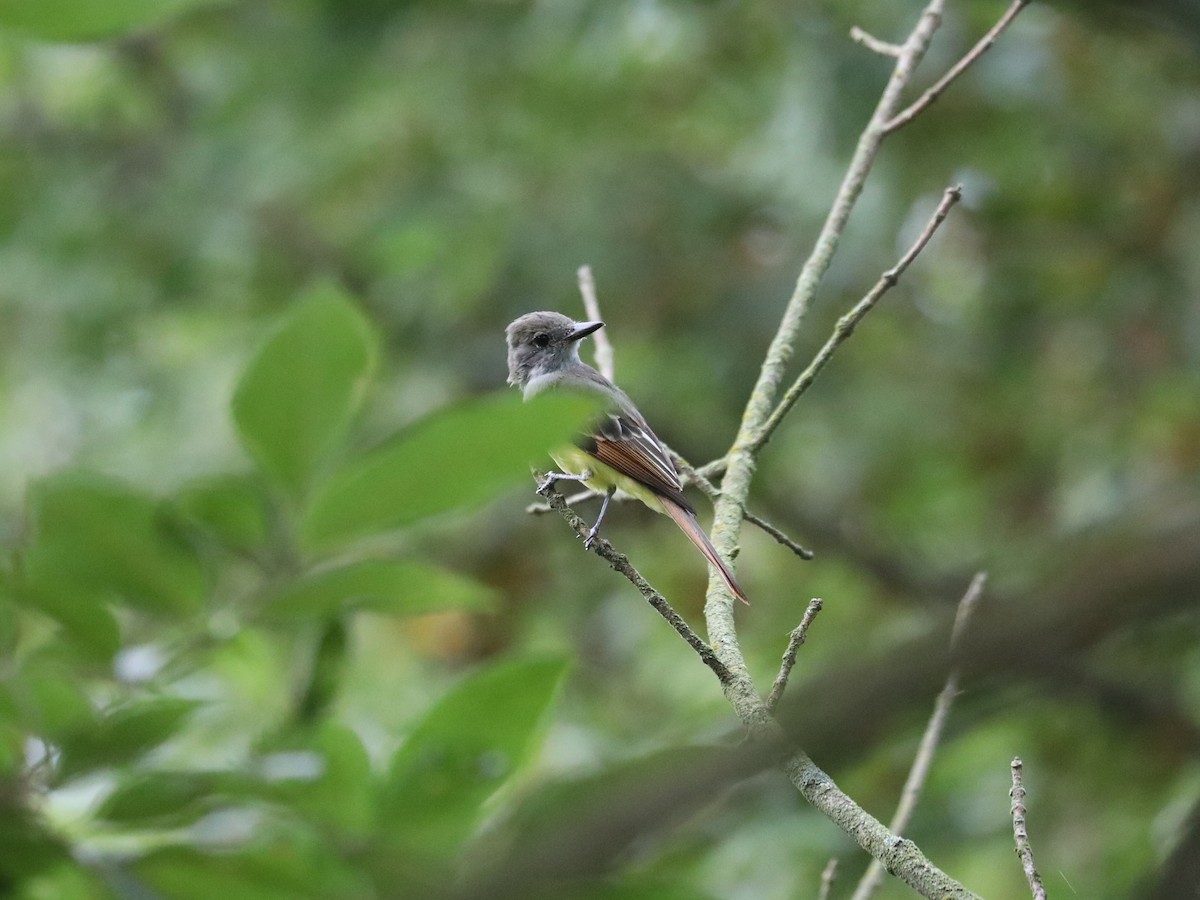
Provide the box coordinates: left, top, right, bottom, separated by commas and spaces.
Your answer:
568, 320, 604, 342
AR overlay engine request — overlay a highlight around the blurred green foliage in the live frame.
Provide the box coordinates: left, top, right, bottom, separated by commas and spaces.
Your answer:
0, 0, 1197, 898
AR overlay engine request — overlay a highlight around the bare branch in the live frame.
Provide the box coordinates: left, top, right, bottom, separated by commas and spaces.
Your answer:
577, 264, 615, 381
742, 509, 814, 560
709, 0, 948, 629
535, 476, 731, 683
673, 453, 814, 560
1010, 757, 1048, 900
536, 2, 1022, 894
751, 184, 962, 455
780, 747, 981, 900
817, 858, 840, 900
883, 0, 1032, 135
765, 598, 823, 714
526, 488, 599, 514
696, 4, 986, 894
528, 465, 813, 561
693, 457, 727, 481
850, 26, 903, 57
850, 572, 987, 900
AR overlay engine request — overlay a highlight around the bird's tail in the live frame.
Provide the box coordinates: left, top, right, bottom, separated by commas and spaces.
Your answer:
658, 496, 750, 606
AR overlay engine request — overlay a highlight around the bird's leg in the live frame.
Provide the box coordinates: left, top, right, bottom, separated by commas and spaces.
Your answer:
536, 469, 592, 497
583, 487, 615, 550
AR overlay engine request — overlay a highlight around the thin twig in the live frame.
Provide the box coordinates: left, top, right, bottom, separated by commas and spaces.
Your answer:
526, 488, 598, 514
850, 572, 987, 900
536, 476, 731, 683
883, 0, 1032, 135
765, 599, 823, 714
525, 475, 813, 561
817, 858, 840, 900
742, 509, 815, 560
577, 264, 615, 382
850, 26, 902, 57
693, 457, 727, 481
673, 453, 815, 560
701, 3, 984, 895
751, 184, 962, 455
1010, 757, 1048, 900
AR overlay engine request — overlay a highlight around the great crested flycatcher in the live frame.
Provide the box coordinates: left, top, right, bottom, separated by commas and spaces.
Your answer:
506, 310, 749, 605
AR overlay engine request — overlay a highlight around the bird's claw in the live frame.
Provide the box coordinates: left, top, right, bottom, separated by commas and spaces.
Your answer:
536, 475, 557, 496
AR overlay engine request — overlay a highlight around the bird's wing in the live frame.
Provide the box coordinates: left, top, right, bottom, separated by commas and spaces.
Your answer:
582, 410, 694, 513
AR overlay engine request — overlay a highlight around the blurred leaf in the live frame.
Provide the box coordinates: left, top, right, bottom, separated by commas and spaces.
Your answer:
0, 812, 72, 889
22, 473, 205, 618
233, 283, 377, 497
56, 697, 199, 782
0, 586, 16, 664
266, 722, 373, 838
0, 0, 225, 41
302, 391, 600, 549
7, 653, 95, 740
17, 582, 121, 665
558, 880, 719, 900
262, 559, 498, 621
296, 619, 346, 724
175, 475, 271, 554
98, 769, 262, 827
381, 655, 569, 861
134, 843, 371, 900
9, 862, 112, 900
0, 718, 22, 777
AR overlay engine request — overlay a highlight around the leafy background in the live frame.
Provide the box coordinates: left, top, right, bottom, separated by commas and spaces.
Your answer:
0, 0, 1198, 897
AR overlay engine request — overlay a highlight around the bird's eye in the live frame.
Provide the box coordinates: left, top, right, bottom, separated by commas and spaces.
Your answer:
533, 332, 550, 348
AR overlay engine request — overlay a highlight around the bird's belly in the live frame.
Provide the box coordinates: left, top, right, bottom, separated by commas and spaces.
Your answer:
549, 446, 664, 511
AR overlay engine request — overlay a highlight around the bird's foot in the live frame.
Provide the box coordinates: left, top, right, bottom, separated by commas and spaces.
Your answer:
582, 526, 601, 551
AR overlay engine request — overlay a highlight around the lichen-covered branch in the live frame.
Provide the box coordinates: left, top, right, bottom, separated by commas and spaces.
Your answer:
850, 572, 987, 900
750, 184, 962, 455
883, 0, 1033, 134
765, 599, 823, 714
536, 477, 731, 684
1010, 757, 1048, 900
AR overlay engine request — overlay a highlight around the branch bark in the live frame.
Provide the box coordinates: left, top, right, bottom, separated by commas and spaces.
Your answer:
850, 572, 987, 900
537, 2, 1030, 895
1010, 757, 1048, 900
536, 475, 732, 684
883, 0, 1033, 134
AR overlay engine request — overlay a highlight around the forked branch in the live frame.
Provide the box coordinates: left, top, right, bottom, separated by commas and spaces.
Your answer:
751, 184, 962, 455
884, 0, 1033, 134
536, 475, 732, 684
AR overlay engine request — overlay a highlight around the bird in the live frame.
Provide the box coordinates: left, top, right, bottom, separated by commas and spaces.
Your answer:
505, 310, 748, 605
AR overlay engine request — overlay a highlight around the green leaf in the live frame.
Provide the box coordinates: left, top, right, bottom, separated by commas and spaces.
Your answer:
0, 0, 225, 42
381, 656, 569, 860
0, 811, 71, 887
174, 474, 271, 553
7, 653, 95, 741
462, 747, 733, 900
481, 745, 733, 853
233, 283, 376, 496
266, 722, 373, 838
302, 390, 599, 549
56, 697, 200, 781
98, 769, 261, 827
134, 844, 370, 900
18, 581, 121, 664
262, 559, 497, 621
23, 472, 205, 618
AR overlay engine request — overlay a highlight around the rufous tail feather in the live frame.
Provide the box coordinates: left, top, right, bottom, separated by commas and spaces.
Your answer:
658, 496, 750, 605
